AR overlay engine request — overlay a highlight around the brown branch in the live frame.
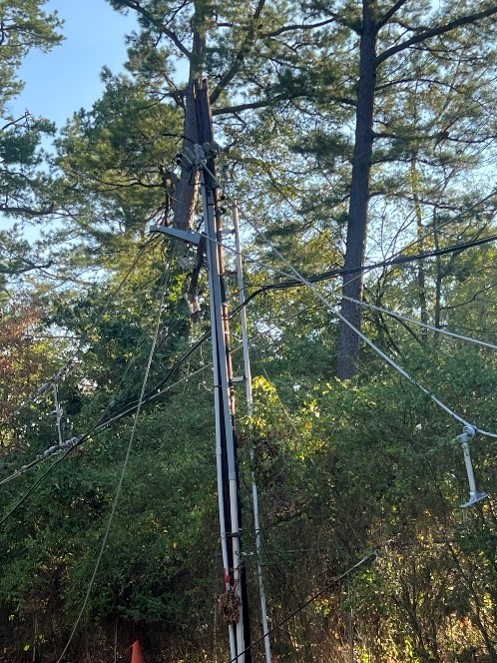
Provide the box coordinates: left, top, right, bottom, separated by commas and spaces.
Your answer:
377, 4, 497, 65
210, 0, 267, 104
377, 0, 411, 30
0, 204, 55, 217
212, 93, 303, 115
213, 91, 355, 115
1, 113, 31, 132
261, 16, 337, 38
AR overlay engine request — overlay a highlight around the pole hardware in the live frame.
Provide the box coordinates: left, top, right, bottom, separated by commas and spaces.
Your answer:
455, 424, 488, 508
149, 225, 201, 246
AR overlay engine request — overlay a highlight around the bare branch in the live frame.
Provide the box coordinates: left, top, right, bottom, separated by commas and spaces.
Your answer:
1, 112, 31, 132
0, 204, 55, 217
213, 92, 355, 116
210, 0, 267, 104
377, 0, 411, 30
377, 4, 497, 65
261, 17, 337, 38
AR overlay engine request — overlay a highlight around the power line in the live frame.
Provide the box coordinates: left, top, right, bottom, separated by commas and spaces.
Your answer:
5, 168, 494, 527
204, 163, 497, 440
0, 295, 316, 530
228, 550, 378, 663
55, 261, 169, 662
244, 232, 497, 299
342, 295, 497, 351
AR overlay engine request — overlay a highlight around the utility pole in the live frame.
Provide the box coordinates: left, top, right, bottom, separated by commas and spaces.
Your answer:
151, 79, 251, 663
196, 79, 251, 663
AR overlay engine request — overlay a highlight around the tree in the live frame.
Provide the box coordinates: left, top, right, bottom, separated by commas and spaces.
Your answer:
334, 0, 497, 377
106, 0, 339, 230
0, 1, 62, 220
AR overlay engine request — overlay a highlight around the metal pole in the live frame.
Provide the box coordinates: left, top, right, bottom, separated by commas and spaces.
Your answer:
203, 176, 246, 662
193, 80, 252, 663
195, 78, 250, 661
348, 582, 354, 663
200, 164, 239, 661
233, 201, 272, 663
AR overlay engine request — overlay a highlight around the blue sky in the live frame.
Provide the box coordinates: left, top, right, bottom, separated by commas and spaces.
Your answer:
10, 0, 137, 127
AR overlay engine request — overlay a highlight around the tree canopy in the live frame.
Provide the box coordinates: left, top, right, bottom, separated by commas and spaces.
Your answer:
3, 1, 497, 661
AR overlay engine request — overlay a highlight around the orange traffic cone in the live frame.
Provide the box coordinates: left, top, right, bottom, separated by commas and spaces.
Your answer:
126, 640, 144, 663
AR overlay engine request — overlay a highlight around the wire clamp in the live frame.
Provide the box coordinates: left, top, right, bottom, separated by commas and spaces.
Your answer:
456, 423, 476, 444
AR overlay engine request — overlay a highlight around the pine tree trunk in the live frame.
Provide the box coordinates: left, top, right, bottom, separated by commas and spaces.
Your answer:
337, 0, 377, 379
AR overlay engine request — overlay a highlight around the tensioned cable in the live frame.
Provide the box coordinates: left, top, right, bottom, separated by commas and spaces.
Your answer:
228, 549, 378, 663
55, 265, 168, 663
0, 299, 317, 522
241, 232, 497, 298
342, 295, 497, 351
0, 236, 160, 429
249, 229, 497, 438
6, 163, 494, 509
204, 163, 497, 440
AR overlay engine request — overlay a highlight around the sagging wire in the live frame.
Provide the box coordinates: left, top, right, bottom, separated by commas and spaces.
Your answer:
342, 295, 497, 352
228, 550, 379, 663
0, 236, 160, 430
204, 162, 497, 437
55, 259, 171, 663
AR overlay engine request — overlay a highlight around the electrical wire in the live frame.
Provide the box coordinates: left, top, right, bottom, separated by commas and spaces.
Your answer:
204, 163, 497, 440
5, 155, 494, 539
228, 549, 378, 663
0, 236, 160, 429
0, 295, 316, 529
342, 295, 497, 351
240, 232, 497, 298
55, 263, 168, 662
0, 328, 152, 488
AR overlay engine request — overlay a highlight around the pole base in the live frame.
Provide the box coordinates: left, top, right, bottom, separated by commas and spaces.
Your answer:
461, 491, 488, 508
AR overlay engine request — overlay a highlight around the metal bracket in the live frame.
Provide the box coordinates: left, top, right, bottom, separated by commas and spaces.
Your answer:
150, 225, 201, 246
456, 424, 488, 508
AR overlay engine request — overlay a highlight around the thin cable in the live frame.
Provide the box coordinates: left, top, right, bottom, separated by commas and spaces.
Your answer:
0, 435, 83, 487
0, 237, 160, 429
342, 295, 497, 351
204, 164, 497, 440
228, 550, 378, 663
0, 305, 171, 489
55, 269, 168, 662
0, 453, 69, 528
247, 232, 497, 294
0, 298, 316, 530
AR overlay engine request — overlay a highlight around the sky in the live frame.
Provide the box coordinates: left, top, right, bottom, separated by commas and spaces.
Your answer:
10, 0, 137, 128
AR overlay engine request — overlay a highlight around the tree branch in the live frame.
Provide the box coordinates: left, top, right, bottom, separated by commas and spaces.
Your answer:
261, 16, 337, 38
213, 91, 355, 116
210, 0, 267, 104
0, 204, 55, 217
213, 92, 307, 115
377, 0, 411, 30
377, 4, 497, 65
115, 0, 192, 59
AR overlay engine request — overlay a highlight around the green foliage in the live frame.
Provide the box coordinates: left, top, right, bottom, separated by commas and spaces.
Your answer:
0, 0, 63, 112
5, 0, 497, 661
